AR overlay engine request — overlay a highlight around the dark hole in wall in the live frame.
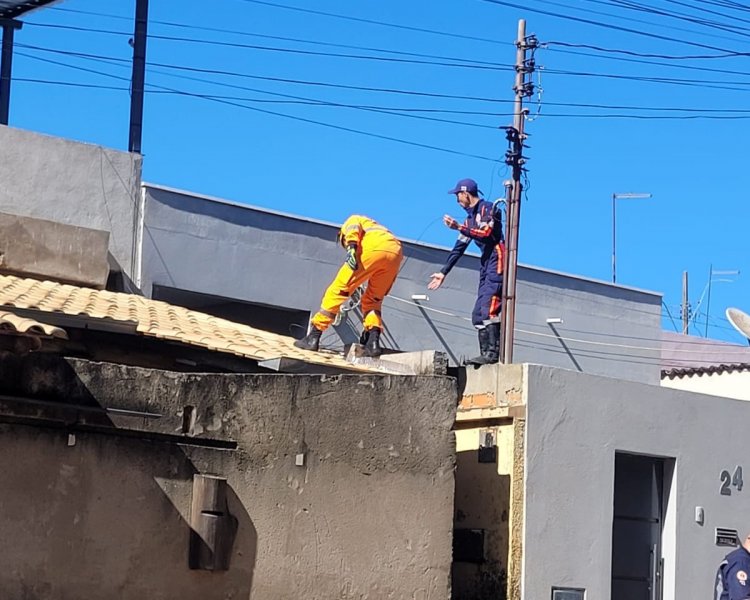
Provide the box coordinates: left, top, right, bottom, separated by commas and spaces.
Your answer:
453, 529, 485, 564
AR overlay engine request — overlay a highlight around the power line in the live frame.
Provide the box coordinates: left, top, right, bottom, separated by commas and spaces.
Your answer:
235, 0, 505, 45
22, 42, 750, 98
15, 77, 126, 90
19, 44, 750, 118
699, 0, 750, 14
388, 293, 750, 355
30, 19, 750, 82
663, 0, 750, 28
535, 0, 750, 42
18, 75, 750, 121
578, 0, 750, 38
544, 67, 750, 91
16, 46, 505, 130
32, 19, 750, 84
17, 51, 502, 163
546, 40, 750, 59
25, 22, 512, 70
478, 0, 749, 53
548, 44, 750, 80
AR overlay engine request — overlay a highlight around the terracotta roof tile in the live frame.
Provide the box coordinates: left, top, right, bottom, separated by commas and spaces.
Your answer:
0, 309, 67, 339
0, 274, 372, 372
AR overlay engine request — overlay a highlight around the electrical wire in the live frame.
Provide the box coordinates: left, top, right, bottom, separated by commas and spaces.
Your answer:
534, 0, 750, 42
577, 0, 750, 38
477, 0, 749, 53
547, 44, 750, 81
545, 40, 750, 59
235, 0, 505, 45
663, 0, 750, 28
17, 51, 502, 163
18, 44, 750, 120
25, 22, 510, 70
21, 43, 750, 112
617, 0, 750, 35
30, 21, 750, 81
27, 20, 750, 82
17, 46, 508, 130
386, 293, 750, 355
15, 43, 517, 103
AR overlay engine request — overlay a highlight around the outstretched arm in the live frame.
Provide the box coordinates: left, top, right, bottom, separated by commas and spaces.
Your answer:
429, 234, 470, 289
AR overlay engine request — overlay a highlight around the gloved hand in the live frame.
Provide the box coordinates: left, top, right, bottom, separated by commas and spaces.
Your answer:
345, 244, 358, 270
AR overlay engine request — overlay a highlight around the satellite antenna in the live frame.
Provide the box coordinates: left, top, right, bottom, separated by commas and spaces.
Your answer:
725, 308, 750, 345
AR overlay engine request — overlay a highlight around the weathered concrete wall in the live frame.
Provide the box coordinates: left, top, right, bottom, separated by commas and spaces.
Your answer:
0, 354, 456, 599
0, 213, 110, 287
0, 126, 142, 279
523, 364, 750, 600
141, 184, 662, 383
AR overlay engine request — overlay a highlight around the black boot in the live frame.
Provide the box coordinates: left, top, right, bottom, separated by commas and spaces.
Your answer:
294, 327, 322, 351
485, 323, 500, 363
359, 329, 371, 346
363, 328, 382, 357
465, 323, 500, 366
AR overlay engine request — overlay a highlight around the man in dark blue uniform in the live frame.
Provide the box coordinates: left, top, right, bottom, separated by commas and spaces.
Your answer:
715, 534, 750, 599
429, 178, 505, 365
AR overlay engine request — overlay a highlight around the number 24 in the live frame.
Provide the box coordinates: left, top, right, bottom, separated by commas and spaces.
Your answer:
721, 466, 744, 496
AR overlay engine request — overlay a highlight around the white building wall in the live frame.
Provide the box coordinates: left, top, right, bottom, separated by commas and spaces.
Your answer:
523, 364, 750, 600
662, 370, 750, 401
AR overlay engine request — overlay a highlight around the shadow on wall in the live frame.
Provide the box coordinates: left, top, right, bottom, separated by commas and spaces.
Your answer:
0, 426, 258, 600
452, 448, 511, 600
0, 357, 257, 600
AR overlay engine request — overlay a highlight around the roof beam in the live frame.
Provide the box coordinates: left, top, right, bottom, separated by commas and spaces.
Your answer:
0, 1, 61, 20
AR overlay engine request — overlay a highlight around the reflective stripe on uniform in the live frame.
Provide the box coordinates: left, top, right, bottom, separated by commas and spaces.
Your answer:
716, 559, 729, 600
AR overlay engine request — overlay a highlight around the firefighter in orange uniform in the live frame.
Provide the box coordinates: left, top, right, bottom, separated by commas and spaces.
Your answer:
294, 215, 403, 357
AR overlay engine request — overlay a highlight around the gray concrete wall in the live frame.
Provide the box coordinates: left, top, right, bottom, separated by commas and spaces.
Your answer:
141, 184, 662, 383
523, 363, 750, 600
0, 354, 455, 600
0, 213, 110, 288
0, 126, 142, 279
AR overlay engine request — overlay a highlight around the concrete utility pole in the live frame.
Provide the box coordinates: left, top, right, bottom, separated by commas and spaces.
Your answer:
500, 19, 538, 364
682, 270, 689, 335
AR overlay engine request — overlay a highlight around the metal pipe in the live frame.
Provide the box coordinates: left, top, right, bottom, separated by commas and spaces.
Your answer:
0, 20, 21, 125
612, 193, 616, 283
499, 179, 513, 364
0, 393, 162, 419
128, 0, 149, 153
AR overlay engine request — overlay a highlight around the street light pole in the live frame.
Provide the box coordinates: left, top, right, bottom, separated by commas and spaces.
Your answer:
611, 192, 652, 283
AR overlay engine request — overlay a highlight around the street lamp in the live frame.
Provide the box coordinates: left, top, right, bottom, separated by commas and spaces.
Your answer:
611, 192, 652, 283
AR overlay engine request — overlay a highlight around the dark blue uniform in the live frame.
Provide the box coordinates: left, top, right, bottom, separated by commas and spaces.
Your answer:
440, 199, 505, 327
715, 546, 750, 599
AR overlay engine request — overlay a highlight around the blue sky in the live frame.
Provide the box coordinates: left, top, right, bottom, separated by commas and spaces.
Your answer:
10, 0, 750, 342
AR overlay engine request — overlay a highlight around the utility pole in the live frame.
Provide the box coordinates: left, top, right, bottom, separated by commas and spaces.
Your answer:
682, 271, 689, 335
500, 19, 538, 364
705, 264, 712, 338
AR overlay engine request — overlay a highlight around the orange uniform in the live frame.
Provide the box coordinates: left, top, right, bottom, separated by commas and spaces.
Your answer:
311, 215, 403, 331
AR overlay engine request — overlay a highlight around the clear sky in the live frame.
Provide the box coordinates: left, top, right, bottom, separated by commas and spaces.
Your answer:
10, 0, 750, 342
